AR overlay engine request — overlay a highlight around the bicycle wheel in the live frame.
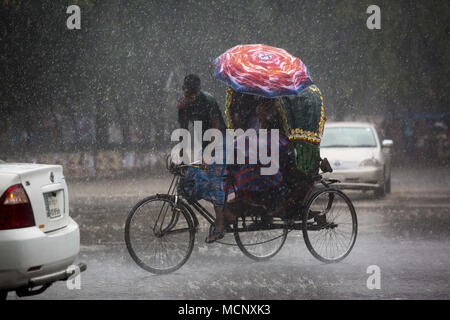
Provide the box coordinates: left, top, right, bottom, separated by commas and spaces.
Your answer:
234, 216, 288, 261
125, 195, 195, 274
302, 188, 357, 263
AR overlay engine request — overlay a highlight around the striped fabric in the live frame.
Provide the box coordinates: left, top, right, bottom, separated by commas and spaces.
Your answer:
225, 133, 289, 193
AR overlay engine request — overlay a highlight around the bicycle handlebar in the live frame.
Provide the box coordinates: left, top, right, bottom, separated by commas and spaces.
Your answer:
166, 154, 202, 175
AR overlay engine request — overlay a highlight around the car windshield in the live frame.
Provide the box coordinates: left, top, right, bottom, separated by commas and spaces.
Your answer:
321, 127, 377, 148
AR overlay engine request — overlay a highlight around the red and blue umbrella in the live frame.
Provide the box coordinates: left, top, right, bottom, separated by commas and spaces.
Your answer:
212, 44, 312, 98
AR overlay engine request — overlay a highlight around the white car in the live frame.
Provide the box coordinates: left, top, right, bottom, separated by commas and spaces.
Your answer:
320, 122, 393, 197
0, 160, 85, 299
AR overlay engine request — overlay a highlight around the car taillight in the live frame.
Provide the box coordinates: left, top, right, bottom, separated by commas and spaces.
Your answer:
0, 184, 35, 230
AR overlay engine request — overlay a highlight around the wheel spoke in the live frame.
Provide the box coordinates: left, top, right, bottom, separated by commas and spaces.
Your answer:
303, 189, 357, 262
234, 217, 288, 261
125, 196, 195, 274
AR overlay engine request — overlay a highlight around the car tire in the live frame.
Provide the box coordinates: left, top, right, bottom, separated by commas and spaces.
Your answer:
374, 169, 386, 198
0, 290, 7, 300
374, 185, 385, 198
385, 174, 391, 194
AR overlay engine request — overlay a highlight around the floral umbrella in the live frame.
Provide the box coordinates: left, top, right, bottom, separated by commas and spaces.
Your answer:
212, 44, 312, 98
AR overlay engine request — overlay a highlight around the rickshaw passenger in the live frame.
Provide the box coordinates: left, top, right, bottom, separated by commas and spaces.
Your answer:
233, 100, 293, 212
206, 95, 292, 243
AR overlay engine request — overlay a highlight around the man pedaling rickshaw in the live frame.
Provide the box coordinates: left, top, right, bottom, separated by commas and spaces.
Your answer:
202, 85, 329, 243
125, 45, 355, 275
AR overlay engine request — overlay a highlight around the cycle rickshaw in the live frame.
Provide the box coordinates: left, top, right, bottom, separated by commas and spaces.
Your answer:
124, 156, 357, 274
124, 44, 357, 274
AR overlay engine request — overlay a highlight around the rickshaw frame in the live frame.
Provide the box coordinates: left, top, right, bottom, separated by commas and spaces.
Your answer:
124, 161, 358, 274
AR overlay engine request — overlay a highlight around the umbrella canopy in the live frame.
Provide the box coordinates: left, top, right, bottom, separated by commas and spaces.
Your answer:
212, 44, 312, 98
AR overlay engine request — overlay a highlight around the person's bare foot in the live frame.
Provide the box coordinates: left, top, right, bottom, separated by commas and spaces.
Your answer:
205, 227, 224, 243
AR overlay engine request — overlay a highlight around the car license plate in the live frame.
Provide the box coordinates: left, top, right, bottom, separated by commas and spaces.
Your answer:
44, 192, 62, 219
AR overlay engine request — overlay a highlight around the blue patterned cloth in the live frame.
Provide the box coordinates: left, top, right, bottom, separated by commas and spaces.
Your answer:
179, 133, 289, 205
180, 165, 226, 205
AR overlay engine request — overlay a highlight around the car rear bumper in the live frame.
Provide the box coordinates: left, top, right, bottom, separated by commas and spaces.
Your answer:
0, 217, 80, 291
323, 166, 383, 190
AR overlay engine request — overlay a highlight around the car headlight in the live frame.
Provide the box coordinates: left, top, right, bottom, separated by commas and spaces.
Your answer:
359, 158, 380, 167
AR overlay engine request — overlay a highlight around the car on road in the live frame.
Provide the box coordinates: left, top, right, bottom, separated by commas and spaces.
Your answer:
0, 159, 85, 299
320, 122, 393, 197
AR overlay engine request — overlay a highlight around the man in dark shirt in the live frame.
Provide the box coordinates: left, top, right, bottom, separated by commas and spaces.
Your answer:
177, 75, 227, 244
177, 74, 226, 137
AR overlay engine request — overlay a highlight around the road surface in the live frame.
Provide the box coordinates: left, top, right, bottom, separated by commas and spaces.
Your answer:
9, 165, 450, 300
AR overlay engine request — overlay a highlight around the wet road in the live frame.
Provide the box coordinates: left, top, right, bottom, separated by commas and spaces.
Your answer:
12, 165, 450, 299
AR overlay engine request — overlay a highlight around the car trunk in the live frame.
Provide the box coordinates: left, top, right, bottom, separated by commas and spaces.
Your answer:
0, 164, 69, 233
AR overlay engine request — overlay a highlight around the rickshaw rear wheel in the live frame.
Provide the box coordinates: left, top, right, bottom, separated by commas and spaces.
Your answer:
234, 216, 288, 261
302, 188, 357, 263
125, 194, 196, 274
